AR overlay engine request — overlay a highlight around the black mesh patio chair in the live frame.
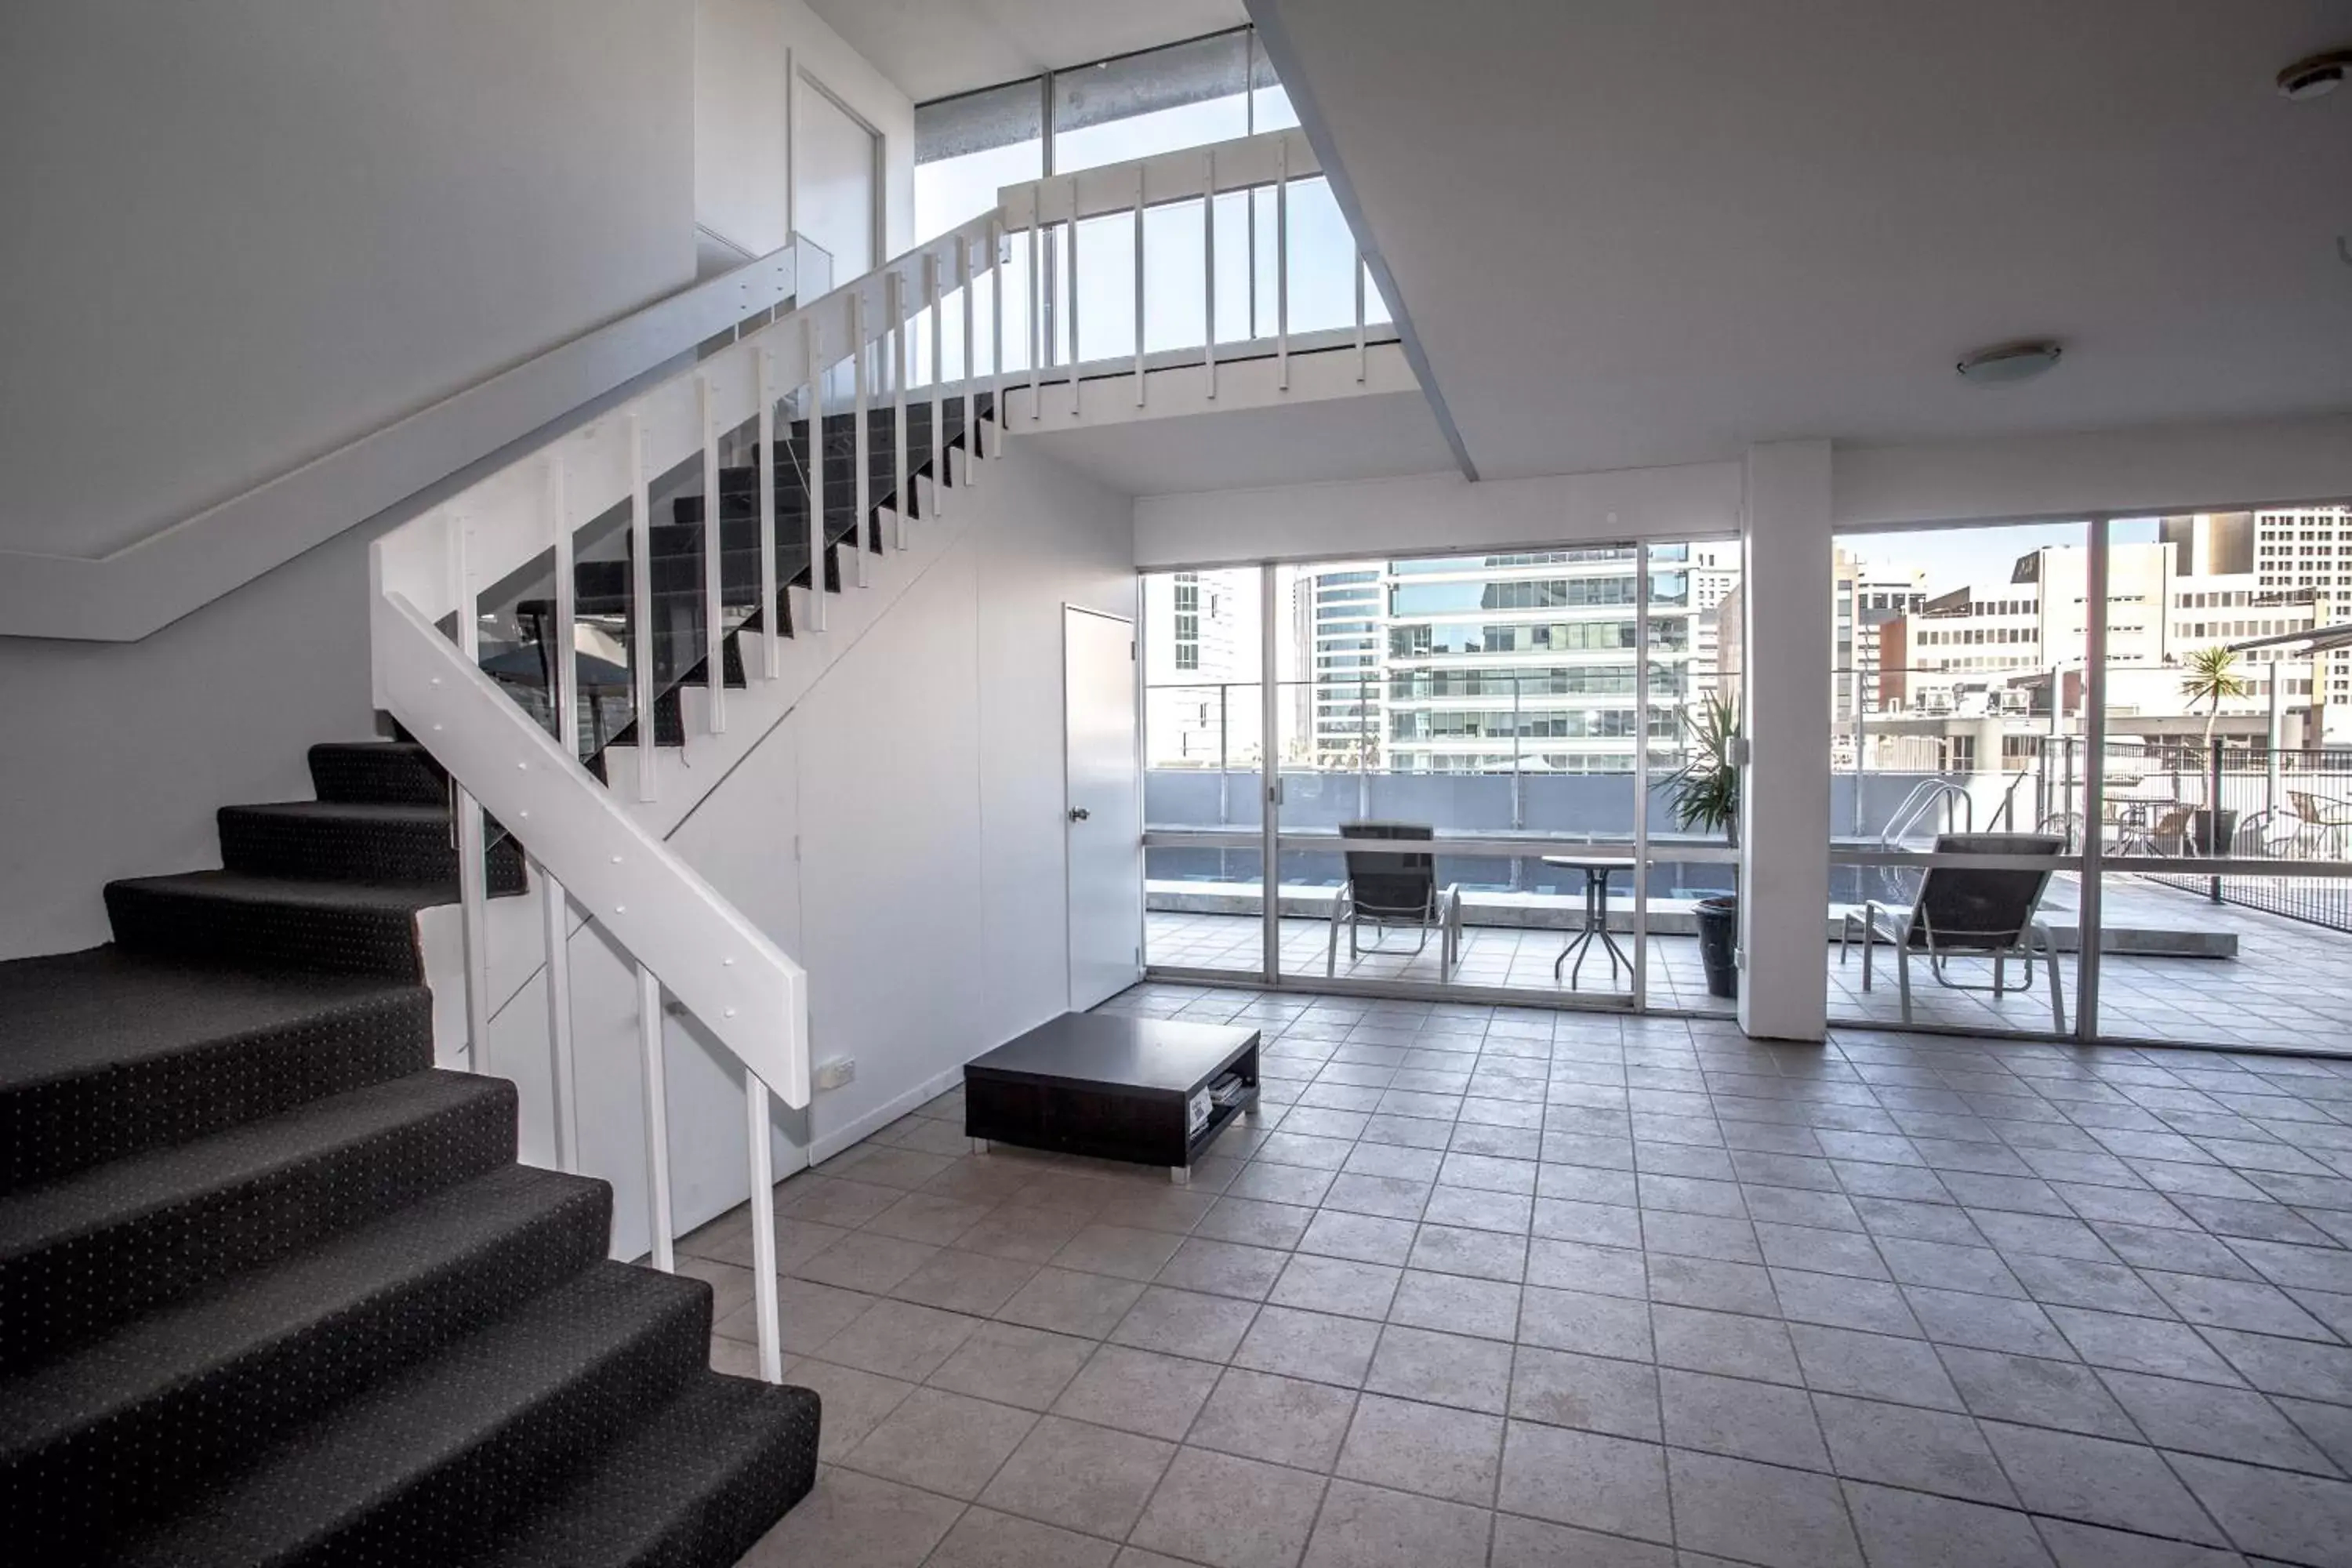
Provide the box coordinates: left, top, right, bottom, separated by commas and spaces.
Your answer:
1839, 832, 2066, 1030
1327, 822, 1461, 980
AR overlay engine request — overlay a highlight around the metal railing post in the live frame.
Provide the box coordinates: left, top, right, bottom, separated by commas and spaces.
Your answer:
989, 219, 1005, 453
1027, 214, 1042, 419
1068, 195, 1083, 416
539, 864, 578, 1171
448, 509, 491, 1073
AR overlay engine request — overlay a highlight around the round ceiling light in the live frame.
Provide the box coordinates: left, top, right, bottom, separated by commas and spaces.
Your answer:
2278, 48, 2352, 100
1956, 340, 2063, 386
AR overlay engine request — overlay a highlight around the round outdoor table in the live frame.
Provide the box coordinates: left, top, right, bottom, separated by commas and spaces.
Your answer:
1541, 855, 1635, 989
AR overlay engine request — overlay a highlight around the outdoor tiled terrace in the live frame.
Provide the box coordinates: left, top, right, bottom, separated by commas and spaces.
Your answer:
1146, 873, 2352, 1050
706, 983, 2352, 1567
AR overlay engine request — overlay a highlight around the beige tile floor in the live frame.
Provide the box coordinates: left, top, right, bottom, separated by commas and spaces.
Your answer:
713, 984, 2352, 1566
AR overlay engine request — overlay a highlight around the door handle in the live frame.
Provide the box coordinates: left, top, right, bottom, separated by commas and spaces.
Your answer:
1068, 807, 1091, 822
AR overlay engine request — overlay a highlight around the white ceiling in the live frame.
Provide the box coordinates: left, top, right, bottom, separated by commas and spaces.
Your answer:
1261, 0, 2352, 481
803, 0, 1247, 105
1024, 388, 1454, 496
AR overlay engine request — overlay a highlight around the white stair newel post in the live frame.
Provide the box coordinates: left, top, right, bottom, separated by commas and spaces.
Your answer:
448, 509, 491, 1075
960, 238, 977, 485
629, 412, 656, 803
1133, 168, 1147, 406
928, 254, 945, 517
1203, 150, 1218, 400
637, 963, 674, 1271
852, 290, 871, 588
804, 318, 826, 633
699, 374, 724, 734
891, 270, 909, 551
745, 1066, 782, 1384
757, 347, 779, 677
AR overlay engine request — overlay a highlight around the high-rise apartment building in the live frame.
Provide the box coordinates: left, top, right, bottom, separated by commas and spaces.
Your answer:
2250, 506, 2352, 718
1379, 549, 1693, 774
1144, 568, 1260, 767
1290, 564, 1385, 765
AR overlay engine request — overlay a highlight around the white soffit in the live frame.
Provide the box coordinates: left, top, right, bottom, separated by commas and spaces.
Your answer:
801, 0, 1249, 105
1260, 0, 2352, 480
1025, 386, 1454, 497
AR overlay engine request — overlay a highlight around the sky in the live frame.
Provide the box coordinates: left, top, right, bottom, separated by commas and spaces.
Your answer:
1840, 518, 2161, 596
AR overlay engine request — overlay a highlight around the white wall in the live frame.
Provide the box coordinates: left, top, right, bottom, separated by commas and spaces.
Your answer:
695, 0, 916, 263
475, 438, 1133, 1261
0, 523, 385, 958
0, 0, 695, 562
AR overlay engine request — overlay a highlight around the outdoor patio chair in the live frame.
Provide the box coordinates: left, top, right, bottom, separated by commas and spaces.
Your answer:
2286, 791, 2352, 858
1838, 831, 2066, 1030
1328, 822, 1462, 981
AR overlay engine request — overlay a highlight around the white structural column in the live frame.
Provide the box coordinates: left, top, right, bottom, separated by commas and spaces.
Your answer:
1737, 440, 1833, 1042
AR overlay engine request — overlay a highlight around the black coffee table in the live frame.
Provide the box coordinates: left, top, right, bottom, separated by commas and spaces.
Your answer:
964, 1012, 1260, 1183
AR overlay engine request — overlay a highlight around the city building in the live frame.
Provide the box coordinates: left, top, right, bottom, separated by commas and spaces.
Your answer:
1142, 567, 1258, 767
1288, 563, 1384, 765
1380, 548, 1691, 774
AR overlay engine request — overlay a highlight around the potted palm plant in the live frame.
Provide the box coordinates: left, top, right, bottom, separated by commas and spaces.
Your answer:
2180, 645, 2249, 853
1664, 695, 1741, 999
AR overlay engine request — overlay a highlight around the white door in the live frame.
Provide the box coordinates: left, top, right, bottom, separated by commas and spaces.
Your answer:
1066, 607, 1142, 1008
794, 75, 877, 279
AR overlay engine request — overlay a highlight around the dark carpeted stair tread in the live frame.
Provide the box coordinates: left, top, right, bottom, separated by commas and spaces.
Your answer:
219, 800, 514, 886
107, 867, 522, 978
0, 946, 430, 1191
474, 1372, 821, 1568
0, 1069, 517, 1369
308, 741, 448, 806
0, 1165, 613, 1546
109, 1261, 710, 1568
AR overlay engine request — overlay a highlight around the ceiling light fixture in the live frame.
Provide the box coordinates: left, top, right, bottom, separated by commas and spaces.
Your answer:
2278, 48, 2352, 101
1956, 340, 2063, 386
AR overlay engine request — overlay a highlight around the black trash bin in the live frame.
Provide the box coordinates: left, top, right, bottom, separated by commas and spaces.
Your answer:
1695, 895, 1739, 1000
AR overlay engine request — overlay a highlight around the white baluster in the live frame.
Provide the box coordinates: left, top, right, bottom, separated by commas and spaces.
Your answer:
852, 291, 871, 586
1277, 139, 1290, 392
1203, 150, 1218, 401
1356, 252, 1368, 383
629, 413, 656, 802
891, 270, 909, 551
1027, 214, 1041, 419
699, 373, 724, 734
638, 964, 674, 1271
745, 1066, 782, 1384
928, 254, 946, 517
1133, 169, 1146, 407
757, 347, 779, 677
804, 319, 826, 632
989, 219, 1004, 456
960, 238, 977, 485
1068, 198, 1083, 416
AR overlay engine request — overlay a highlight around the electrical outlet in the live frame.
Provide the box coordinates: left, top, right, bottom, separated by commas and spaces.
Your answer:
813, 1057, 856, 1091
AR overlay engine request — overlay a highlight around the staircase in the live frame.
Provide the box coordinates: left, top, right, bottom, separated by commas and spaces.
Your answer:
0, 742, 820, 1565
